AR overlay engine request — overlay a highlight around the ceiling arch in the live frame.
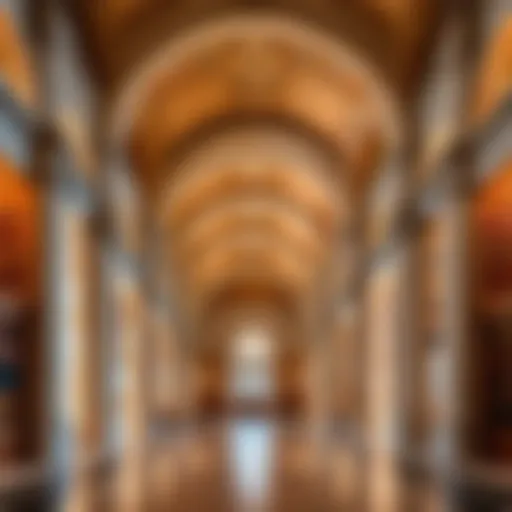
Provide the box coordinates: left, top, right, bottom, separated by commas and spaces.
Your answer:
103, 12, 414, 340
163, 174, 340, 235
157, 127, 345, 314
173, 204, 326, 264
160, 128, 344, 238
186, 250, 315, 306
110, 14, 402, 195
187, 235, 318, 282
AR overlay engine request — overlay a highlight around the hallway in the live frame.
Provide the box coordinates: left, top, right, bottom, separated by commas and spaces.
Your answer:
0, 1, 512, 510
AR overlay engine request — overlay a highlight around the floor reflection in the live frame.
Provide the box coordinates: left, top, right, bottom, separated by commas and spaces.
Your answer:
58, 418, 460, 512
226, 419, 276, 509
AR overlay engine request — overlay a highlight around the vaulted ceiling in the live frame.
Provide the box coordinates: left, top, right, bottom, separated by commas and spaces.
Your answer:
68, 0, 442, 346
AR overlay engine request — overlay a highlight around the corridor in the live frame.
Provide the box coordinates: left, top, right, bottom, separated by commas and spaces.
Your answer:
0, 0, 512, 511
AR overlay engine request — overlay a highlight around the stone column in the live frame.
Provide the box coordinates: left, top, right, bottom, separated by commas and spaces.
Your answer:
150, 307, 173, 427
45, 180, 104, 469
440, 0, 483, 466
364, 259, 403, 512
110, 257, 147, 460
396, 0, 485, 470
306, 339, 329, 440
104, 150, 151, 461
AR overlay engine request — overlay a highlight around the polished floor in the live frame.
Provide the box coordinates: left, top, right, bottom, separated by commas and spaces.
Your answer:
62, 419, 327, 511
0, 426, 498, 512
2, 418, 504, 511
50, 418, 461, 512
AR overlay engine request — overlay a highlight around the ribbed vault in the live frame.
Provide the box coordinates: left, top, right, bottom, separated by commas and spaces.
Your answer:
158, 127, 345, 321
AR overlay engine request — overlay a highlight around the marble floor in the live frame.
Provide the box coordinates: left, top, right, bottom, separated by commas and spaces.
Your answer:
62, 419, 330, 512
57, 419, 444, 512
4, 418, 509, 511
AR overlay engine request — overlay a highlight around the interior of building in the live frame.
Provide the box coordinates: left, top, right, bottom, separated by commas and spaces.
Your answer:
0, 0, 510, 510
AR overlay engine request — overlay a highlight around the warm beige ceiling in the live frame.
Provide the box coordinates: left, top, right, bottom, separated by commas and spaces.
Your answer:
99, 12, 409, 329
71, 1, 440, 338
173, 206, 325, 266
162, 165, 339, 231
114, 19, 401, 198
107, 18, 400, 321
72, 0, 440, 94
157, 128, 345, 318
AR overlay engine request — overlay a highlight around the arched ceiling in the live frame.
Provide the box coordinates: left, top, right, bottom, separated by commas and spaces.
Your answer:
158, 127, 345, 318
113, 16, 401, 195
173, 206, 325, 267
74, 3, 442, 343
